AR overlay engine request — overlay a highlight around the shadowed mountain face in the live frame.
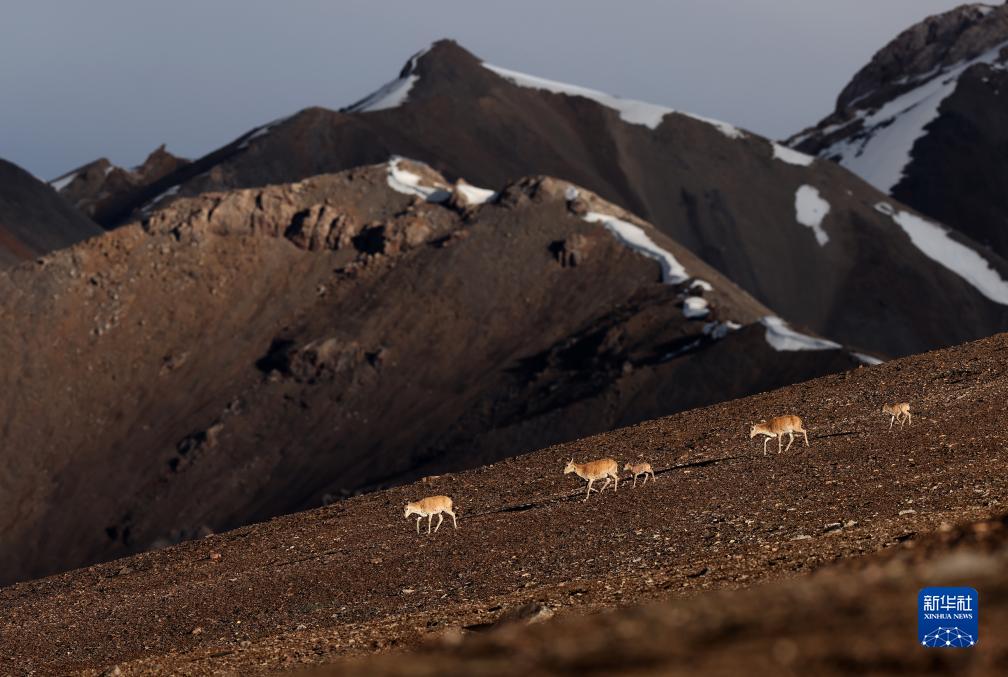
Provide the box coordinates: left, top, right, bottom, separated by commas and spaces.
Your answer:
0, 158, 102, 267
54, 40, 1008, 358
0, 160, 867, 584
791, 3, 1008, 259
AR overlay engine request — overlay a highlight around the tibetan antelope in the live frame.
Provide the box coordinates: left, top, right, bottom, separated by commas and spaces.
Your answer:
750, 415, 809, 455
564, 458, 619, 501
882, 402, 911, 429
624, 461, 655, 488
403, 495, 457, 534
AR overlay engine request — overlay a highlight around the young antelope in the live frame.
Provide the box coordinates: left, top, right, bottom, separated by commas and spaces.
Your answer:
749, 415, 808, 455
403, 495, 457, 534
882, 402, 911, 429
624, 462, 655, 488
564, 458, 619, 501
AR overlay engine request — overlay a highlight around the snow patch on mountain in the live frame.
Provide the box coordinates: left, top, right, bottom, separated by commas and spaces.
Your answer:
772, 143, 815, 167
816, 40, 1008, 192
581, 211, 689, 283
682, 296, 710, 319
238, 115, 292, 150
49, 171, 79, 192
853, 352, 884, 366
875, 202, 1008, 304
795, 186, 831, 246
454, 182, 496, 206
704, 320, 742, 340
139, 184, 181, 215
386, 157, 451, 202
345, 48, 430, 113
484, 63, 744, 139
579, 209, 741, 329
760, 316, 842, 352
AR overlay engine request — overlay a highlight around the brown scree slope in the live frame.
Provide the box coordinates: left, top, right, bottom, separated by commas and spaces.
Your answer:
0, 330, 1005, 675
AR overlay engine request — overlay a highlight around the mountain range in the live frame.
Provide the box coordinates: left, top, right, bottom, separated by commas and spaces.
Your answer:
47, 39, 1008, 358
2, 8, 1008, 587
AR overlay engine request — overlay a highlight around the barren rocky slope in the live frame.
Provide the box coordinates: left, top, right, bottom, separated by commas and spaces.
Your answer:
0, 160, 865, 585
791, 3, 1008, 258
0, 330, 1005, 675
334, 514, 1008, 676
0, 157, 103, 267
58, 40, 1008, 357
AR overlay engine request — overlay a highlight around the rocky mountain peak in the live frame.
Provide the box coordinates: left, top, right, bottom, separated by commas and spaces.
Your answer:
837, 3, 1008, 111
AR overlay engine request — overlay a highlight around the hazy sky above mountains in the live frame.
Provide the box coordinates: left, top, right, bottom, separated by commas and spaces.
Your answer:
1, 0, 972, 179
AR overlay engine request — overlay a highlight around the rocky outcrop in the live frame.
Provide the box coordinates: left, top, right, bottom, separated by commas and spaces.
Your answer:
836, 3, 1008, 112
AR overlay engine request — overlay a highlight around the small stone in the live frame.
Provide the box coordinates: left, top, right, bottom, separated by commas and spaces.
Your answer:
209, 552, 221, 562
191, 626, 203, 636
899, 509, 917, 516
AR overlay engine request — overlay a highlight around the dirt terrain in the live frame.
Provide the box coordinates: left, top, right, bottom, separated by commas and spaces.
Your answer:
332, 513, 1008, 676
0, 161, 865, 585
1, 330, 1005, 675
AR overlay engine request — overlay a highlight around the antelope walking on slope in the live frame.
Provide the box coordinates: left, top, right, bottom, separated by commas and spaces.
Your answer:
564, 458, 619, 501
404, 495, 458, 534
882, 402, 911, 429
750, 415, 809, 455
624, 461, 655, 488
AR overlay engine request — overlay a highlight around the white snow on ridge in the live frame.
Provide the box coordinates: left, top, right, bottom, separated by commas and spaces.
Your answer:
704, 320, 742, 340
49, 171, 78, 191
454, 182, 496, 206
581, 211, 689, 283
682, 296, 710, 319
385, 156, 451, 202
346, 47, 430, 113
139, 184, 181, 215
794, 185, 831, 246
484, 63, 745, 139
821, 40, 1008, 192
580, 209, 729, 322
875, 202, 1008, 304
760, 316, 842, 352
853, 352, 884, 366
238, 115, 292, 150
772, 142, 815, 167
385, 156, 497, 206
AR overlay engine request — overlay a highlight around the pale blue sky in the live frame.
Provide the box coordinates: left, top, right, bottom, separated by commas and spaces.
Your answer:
0, 0, 973, 179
